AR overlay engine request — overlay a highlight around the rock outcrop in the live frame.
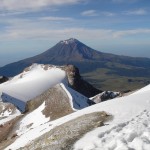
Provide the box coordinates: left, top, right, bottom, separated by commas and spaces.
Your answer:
25, 84, 74, 121
90, 91, 120, 103
0, 76, 8, 84
64, 65, 102, 97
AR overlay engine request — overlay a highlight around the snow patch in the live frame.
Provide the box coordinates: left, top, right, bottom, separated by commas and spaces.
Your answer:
0, 109, 21, 125
60, 83, 91, 110
16, 102, 49, 136
60, 38, 76, 45
0, 108, 12, 117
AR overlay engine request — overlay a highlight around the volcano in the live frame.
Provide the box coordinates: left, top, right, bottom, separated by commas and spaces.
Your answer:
0, 38, 150, 91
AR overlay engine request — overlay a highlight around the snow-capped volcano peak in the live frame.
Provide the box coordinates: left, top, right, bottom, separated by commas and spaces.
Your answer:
60, 38, 79, 44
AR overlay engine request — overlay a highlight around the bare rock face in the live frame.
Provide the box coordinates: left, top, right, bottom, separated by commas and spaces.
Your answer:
64, 65, 102, 98
0, 76, 8, 84
25, 84, 74, 121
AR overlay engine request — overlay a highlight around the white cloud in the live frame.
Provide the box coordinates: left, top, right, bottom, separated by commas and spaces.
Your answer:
0, 0, 84, 11
0, 28, 112, 41
113, 29, 150, 38
124, 8, 147, 15
1, 21, 150, 42
40, 17, 74, 21
81, 10, 116, 17
1, 17, 150, 41
81, 10, 98, 17
102, 12, 116, 17
0, 10, 26, 16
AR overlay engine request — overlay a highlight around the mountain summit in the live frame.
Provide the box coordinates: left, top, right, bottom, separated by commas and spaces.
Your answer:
40, 38, 101, 61
60, 38, 79, 44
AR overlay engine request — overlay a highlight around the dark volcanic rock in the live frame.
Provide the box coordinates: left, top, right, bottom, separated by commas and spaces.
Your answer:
65, 65, 102, 98
90, 91, 120, 103
0, 76, 8, 84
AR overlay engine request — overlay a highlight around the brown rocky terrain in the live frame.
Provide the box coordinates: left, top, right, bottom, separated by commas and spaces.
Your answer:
18, 112, 110, 150
25, 84, 74, 121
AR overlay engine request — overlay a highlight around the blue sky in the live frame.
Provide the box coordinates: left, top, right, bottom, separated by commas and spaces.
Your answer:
0, 0, 150, 66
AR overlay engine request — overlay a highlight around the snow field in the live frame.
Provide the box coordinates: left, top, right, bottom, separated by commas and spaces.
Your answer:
73, 110, 150, 150
16, 102, 50, 136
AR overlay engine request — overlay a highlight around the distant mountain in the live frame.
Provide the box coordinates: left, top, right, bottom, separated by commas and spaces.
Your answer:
0, 38, 149, 76
0, 38, 103, 76
0, 38, 150, 91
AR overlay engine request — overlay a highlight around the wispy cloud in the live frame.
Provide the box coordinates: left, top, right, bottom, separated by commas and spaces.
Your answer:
113, 29, 150, 38
112, 0, 138, 3
1, 22, 150, 41
0, 10, 27, 16
112, 0, 124, 3
40, 17, 74, 21
81, 10, 116, 17
81, 10, 98, 17
124, 8, 147, 15
0, 0, 85, 12
102, 12, 116, 17
0, 28, 112, 41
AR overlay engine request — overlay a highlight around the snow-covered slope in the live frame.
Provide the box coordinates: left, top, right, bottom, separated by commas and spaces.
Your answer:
15, 102, 50, 137
132, 84, 150, 95
73, 88, 150, 150
4, 82, 150, 150
0, 64, 92, 113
